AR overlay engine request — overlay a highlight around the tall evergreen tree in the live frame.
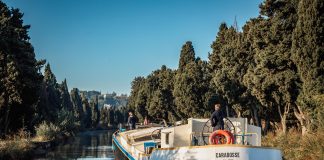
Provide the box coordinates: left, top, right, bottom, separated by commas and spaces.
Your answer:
70, 88, 84, 124
90, 96, 100, 127
173, 42, 206, 119
291, 0, 324, 135
209, 25, 250, 118
81, 95, 92, 128
243, 0, 300, 133
108, 108, 115, 126
44, 64, 57, 87
209, 23, 228, 72
178, 41, 195, 71
128, 77, 148, 120
42, 63, 61, 121
146, 66, 177, 121
0, 2, 42, 134
59, 79, 73, 111
100, 107, 108, 126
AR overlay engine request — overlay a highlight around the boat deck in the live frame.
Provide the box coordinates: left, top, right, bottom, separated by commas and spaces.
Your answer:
114, 127, 163, 159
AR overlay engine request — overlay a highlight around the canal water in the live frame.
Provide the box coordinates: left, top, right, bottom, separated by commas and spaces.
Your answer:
36, 130, 115, 159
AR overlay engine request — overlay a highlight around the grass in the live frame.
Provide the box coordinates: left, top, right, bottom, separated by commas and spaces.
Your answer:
0, 122, 65, 159
262, 128, 324, 160
0, 129, 34, 159
0, 110, 79, 159
0, 122, 62, 159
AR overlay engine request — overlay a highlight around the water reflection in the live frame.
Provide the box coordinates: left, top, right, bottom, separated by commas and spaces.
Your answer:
36, 130, 115, 159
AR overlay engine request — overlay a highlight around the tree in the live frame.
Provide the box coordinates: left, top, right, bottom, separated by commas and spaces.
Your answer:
100, 107, 108, 126
108, 108, 115, 126
209, 24, 251, 118
173, 41, 206, 119
243, 0, 299, 134
0, 2, 42, 134
146, 66, 177, 121
208, 23, 228, 72
59, 79, 73, 111
90, 96, 100, 128
128, 77, 148, 120
178, 41, 195, 71
70, 88, 84, 123
81, 95, 92, 128
42, 64, 61, 121
291, 0, 324, 135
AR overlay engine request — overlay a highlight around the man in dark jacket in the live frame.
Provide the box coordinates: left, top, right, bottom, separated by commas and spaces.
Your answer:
210, 103, 224, 131
128, 111, 136, 130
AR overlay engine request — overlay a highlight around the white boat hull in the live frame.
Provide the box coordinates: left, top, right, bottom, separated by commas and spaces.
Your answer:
150, 145, 282, 160
113, 133, 282, 160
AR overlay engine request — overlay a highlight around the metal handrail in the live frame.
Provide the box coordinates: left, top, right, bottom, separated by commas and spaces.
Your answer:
234, 132, 259, 145
190, 131, 260, 146
190, 132, 211, 146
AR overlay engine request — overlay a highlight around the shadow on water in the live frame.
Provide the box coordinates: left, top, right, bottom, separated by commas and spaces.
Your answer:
36, 130, 116, 160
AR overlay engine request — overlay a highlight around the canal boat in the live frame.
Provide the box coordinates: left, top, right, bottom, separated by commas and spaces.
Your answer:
112, 118, 282, 160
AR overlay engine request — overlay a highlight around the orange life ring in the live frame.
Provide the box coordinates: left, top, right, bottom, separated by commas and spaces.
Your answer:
224, 130, 235, 144
209, 130, 234, 145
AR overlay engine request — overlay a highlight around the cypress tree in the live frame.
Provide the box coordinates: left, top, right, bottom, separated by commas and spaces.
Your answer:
291, 0, 324, 135
243, 0, 299, 133
90, 96, 100, 128
108, 108, 115, 126
208, 23, 228, 71
173, 42, 206, 119
81, 95, 92, 128
43, 64, 61, 121
0, 2, 42, 134
178, 41, 195, 71
59, 79, 73, 111
146, 66, 176, 121
128, 77, 148, 120
70, 88, 84, 123
209, 25, 251, 118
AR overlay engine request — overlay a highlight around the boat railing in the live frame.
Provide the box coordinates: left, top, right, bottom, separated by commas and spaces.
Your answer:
234, 132, 259, 145
113, 129, 120, 136
138, 152, 150, 160
189, 131, 260, 146
190, 132, 211, 146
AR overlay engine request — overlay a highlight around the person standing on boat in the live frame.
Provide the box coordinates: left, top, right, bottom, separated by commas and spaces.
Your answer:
128, 111, 136, 130
210, 103, 224, 131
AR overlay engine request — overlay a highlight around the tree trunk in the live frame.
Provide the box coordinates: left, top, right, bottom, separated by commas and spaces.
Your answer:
277, 103, 290, 134
252, 105, 261, 127
263, 115, 271, 135
281, 116, 287, 134
2, 53, 10, 135
293, 105, 309, 135
237, 111, 241, 118
3, 92, 10, 135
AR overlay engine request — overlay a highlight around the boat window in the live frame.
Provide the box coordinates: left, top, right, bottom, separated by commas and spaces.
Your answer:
166, 133, 169, 145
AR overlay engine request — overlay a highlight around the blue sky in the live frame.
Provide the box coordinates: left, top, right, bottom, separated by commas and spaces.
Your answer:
3, 0, 263, 94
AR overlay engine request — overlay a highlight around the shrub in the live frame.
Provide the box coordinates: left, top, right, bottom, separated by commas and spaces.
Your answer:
0, 129, 34, 159
34, 121, 60, 141
262, 129, 324, 160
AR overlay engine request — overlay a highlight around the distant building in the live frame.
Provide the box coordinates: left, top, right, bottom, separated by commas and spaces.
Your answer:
103, 104, 112, 110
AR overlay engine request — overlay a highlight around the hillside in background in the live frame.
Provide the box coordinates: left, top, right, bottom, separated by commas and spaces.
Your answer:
80, 91, 128, 109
